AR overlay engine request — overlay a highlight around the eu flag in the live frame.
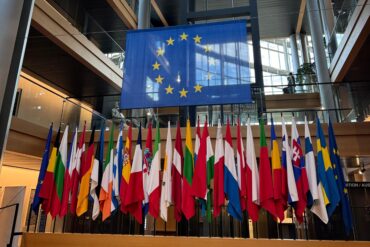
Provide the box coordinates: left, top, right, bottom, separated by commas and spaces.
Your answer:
120, 20, 251, 109
32, 123, 53, 213
328, 119, 353, 235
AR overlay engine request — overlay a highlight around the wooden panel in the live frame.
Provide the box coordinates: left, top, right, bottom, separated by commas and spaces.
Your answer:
151, 0, 169, 26
21, 233, 370, 247
265, 93, 321, 110
106, 0, 138, 29
2, 151, 42, 170
31, 0, 123, 90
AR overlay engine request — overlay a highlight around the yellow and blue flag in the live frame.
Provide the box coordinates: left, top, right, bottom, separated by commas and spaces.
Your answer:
120, 20, 251, 109
328, 119, 353, 235
316, 117, 340, 218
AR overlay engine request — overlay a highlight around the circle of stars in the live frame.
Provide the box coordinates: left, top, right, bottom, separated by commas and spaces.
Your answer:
151, 32, 211, 98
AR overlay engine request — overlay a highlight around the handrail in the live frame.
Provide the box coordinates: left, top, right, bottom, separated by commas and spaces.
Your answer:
20, 74, 108, 122
0, 203, 22, 247
0, 203, 19, 210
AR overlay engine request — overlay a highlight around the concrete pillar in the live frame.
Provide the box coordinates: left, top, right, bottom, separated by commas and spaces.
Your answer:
138, 0, 151, 29
299, 33, 309, 64
131, 0, 151, 124
0, 0, 35, 171
307, 0, 337, 121
318, 0, 336, 45
289, 34, 300, 74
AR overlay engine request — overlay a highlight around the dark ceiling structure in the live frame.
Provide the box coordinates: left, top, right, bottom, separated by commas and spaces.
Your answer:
23, 27, 119, 99
156, 0, 309, 39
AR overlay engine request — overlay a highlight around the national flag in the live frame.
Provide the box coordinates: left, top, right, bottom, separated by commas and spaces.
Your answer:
192, 119, 207, 202
271, 117, 285, 221
316, 117, 340, 218
148, 122, 161, 218
258, 118, 277, 218
124, 125, 145, 224
32, 123, 53, 213
70, 123, 86, 214
60, 127, 77, 217
112, 124, 123, 213
291, 117, 310, 223
120, 124, 132, 213
281, 117, 298, 204
205, 121, 215, 222
305, 118, 328, 224
194, 117, 201, 162
50, 125, 69, 218
143, 122, 153, 216
194, 117, 206, 218
246, 118, 260, 222
160, 121, 173, 221
236, 119, 247, 211
172, 122, 183, 222
304, 117, 319, 207
328, 119, 353, 235
99, 124, 114, 221
90, 124, 105, 220
213, 119, 225, 218
182, 119, 195, 220
39, 127, 61, 214
76, 126, 95, 216
224, 119, 242, 221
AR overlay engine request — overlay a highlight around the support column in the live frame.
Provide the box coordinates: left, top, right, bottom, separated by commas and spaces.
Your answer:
0, 0, 35, 172
299, 33, 309, 64
318, 0, 335, 45
289, 34, 300, 74
138, 0, 151, 29
250, 0, 266, 117
131, 0, 151, 125
307, 0, 337, 121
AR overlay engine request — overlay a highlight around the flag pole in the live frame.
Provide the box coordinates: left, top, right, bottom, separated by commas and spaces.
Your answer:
219, 207, 223, 237
303, 211, 309, 240
153, 218, 156, 236
34, 205, 40, 233
276, 221, 280, 239
26, 203, 34, 232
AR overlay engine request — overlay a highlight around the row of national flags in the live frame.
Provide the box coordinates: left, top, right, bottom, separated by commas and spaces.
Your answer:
32, 116, 353, 235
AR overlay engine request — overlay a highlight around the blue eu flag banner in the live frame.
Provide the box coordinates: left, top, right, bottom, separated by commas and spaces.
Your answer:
328, 119, 353, 235
120, 20, 251, 109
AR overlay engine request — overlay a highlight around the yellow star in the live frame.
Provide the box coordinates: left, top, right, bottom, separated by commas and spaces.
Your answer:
180, 32, 188, 40
155, 75, 164, 84
166, 37, 174, 46
193, 35, 202, 44
179, 88, 188, 98
165, 85, 174, 94
194, 84, 203, 92
152, 61, 160, 70
204, 45, 211, 52
156, 47, 165, 56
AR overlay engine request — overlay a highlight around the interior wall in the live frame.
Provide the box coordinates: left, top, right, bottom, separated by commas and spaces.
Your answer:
0, 166, 38, 231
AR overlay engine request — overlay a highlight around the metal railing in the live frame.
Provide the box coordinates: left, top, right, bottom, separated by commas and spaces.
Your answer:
25, 184, 370, 240
328, 0, 359, 60
0, 203, 22, 247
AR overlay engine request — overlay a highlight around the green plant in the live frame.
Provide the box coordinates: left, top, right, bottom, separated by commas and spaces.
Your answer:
296, 62, 316, 84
